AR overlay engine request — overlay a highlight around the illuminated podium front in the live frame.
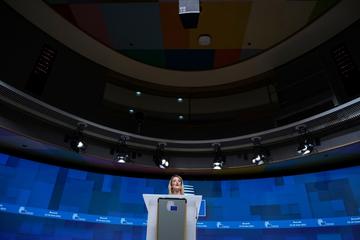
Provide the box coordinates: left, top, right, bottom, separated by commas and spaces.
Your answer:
143, 194, 202, 240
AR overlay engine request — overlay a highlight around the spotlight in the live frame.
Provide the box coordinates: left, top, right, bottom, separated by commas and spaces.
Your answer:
212, 143, 225, 170
111, 136, 130, 164
153, 143, 169, 169
297, 139, 314, 155
295, 125, 318, 155
250, 137, 270, 166
114, 152, 129, 164
251, 153, 266, 166
64, 122, 87, 153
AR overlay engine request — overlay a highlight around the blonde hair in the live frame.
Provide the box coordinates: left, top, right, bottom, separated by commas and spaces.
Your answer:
168, 175, 184, 195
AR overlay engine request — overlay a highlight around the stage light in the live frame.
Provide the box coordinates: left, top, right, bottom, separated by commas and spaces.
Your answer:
114, 152, 129, 164
154, 143, 169, 169
111, 136, 130, 164
64, 122, 87, 153
251, 153, 265, 166
70, 138, 86, 153
295, 125, 318, 156
159, 158, 169, 169
212, 143, 225, 170
250, 137, 270, 166
297, 139, 314, 155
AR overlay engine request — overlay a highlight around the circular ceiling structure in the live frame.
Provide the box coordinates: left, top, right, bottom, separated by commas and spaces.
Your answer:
43, 0, 340, 71
4, 0, 360, 87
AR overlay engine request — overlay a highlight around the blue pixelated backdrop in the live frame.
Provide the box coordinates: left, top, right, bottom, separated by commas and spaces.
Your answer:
0, 151, 360, 239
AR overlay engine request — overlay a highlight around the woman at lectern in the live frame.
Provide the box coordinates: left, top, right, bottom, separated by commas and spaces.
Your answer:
168, 175, 184, 195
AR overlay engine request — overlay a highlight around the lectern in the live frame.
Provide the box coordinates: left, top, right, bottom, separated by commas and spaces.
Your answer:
143, 194, 202, 240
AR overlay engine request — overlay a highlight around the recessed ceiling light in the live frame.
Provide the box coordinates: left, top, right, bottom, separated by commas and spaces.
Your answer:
177, 98, 183, 102
135, 91, 142, 96
198, 34, 211, 46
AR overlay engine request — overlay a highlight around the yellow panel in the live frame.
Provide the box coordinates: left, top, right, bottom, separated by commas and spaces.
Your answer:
242, 0, 317, 49
188, 2, 252, 49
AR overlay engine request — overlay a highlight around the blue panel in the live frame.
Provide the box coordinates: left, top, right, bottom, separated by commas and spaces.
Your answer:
101, 3, 163, 49
165, 50, 215, 70
0, 153, 8, 165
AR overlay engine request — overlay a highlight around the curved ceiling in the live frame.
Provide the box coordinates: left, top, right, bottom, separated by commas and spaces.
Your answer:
44, 0, 339, 71
5, 0, 360, 87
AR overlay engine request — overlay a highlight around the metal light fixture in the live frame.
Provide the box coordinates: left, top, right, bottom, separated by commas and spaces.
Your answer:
111, 136, 130, 164
250, 137, 270, 166
154, 143, 169, 169
212, 143, 225, 170
64, 122, 87, 153
296, 125, 317, 155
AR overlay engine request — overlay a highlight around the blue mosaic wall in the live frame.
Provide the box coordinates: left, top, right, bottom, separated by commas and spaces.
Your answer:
0, 152, 360, 239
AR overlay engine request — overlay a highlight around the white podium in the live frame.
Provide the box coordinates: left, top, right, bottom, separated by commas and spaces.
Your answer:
143, 194, 202, 240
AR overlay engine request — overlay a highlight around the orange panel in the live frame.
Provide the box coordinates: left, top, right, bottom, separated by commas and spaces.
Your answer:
159, 2, 190, 49
189, 2, 252, 49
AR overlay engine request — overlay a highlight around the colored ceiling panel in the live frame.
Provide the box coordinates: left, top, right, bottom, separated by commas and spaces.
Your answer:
70, 4, 111, 46
189, 2, 252, 49
100, 3, 163, 50
159, 2, 189, 49
165, 49, 214, 70
214, 49, 241, 69
43, 0, 340, 70
242, 0, 317, 50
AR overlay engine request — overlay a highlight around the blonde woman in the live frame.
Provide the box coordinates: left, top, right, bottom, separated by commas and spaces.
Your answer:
168, 175, 184, 195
